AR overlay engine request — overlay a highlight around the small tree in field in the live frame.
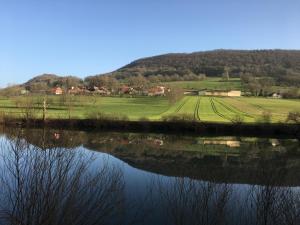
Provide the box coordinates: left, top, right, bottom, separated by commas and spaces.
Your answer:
256, 111, 272, 123
222, 66, 230, 81
14, 96, 38, 121
286, 112, 300, 123
232, 115, 244, 124
166, 87, 184, 104
65, 94, 75, 120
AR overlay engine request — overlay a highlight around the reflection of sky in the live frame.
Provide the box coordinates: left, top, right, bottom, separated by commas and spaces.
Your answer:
82, 145, 300, 225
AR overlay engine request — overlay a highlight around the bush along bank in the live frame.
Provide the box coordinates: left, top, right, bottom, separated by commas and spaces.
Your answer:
0, 117, 299, 138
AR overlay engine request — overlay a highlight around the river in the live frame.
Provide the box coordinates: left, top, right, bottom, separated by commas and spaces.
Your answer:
0, 127, 299, 225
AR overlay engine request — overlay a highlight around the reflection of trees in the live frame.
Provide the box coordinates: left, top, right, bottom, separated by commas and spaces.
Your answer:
0, 137, 124, 225
155, 170, 300, 225
242, 163, 300, 225
156, 177, 233, 225
245, 185, 300, 225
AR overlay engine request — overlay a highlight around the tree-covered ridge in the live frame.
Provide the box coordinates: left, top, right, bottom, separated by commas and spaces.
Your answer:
112, 50, 300, 85
2, 50, 300, 96
25, 74, 83, 90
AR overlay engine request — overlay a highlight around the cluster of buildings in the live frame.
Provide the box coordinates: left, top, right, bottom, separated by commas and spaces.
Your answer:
184, 89, 242, 97
51, 85, 168, 96
185, 90, 282, 98
203, 90, 242, 97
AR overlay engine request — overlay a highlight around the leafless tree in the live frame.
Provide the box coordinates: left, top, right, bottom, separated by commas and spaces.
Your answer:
156, 177, 233, 225
0, 136, 125, 225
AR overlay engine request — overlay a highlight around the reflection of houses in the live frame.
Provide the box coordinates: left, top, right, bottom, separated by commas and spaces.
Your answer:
203, 140, 241, 148
270, 139, 280, 147
153, 139, 164, 146
148, 86, 166, 96
52, 87, 63, 95
204, 90, 241, 97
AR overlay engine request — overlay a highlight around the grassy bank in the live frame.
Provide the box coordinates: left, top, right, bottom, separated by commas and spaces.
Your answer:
1, 117, 299, 137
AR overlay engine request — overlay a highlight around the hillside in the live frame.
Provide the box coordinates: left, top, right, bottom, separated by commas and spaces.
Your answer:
24, 74, 83, 90
111, 50, 300, 85
2, 50, 300, 95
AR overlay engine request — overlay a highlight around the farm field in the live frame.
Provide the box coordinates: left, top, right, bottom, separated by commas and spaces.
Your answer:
0, 95, 299, 123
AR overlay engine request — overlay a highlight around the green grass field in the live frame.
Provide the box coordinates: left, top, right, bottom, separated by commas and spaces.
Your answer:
0, 95, 299, 123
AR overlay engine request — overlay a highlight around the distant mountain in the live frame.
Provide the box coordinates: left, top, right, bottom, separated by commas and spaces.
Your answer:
25, 74, 61, 85
109, 50, 300, 83
24, 74, 83, 90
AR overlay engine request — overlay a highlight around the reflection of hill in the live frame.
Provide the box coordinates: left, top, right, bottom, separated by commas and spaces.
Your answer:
85, 136, 300, 186
1, 127, 300, 186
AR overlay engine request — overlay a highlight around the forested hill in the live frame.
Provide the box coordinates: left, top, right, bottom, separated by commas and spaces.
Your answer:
111, 50, 300, 84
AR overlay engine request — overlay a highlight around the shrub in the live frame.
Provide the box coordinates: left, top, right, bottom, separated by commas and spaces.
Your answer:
286, 111, 300, 123
86, 111, 129, 121
231, 115, 244, 124
14, 96, 38, 121
162, 114, 194, 122
256, 111, 272, 123
139, 117, 150, 122
0, 111, 4, 124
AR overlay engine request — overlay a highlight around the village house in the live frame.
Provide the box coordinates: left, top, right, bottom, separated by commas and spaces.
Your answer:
20, 89, 30, 95
86, 86, 111, 95
68, 86, 85, 95
119, 85, 134, 95
204, 90, 241, 97
95, 87, 111, 95
270, 92, 282, 99
52, 87, 63, 95
184, 89, 199, 95
148, 86, 166, 96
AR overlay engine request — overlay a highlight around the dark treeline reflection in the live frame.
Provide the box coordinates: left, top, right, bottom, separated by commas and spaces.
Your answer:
0, 127, 299, 225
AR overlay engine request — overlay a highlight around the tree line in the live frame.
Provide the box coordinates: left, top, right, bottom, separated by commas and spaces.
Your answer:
113, 49, 300, 86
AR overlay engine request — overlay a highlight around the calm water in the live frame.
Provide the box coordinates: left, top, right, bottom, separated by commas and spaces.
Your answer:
0, 127, 299, 225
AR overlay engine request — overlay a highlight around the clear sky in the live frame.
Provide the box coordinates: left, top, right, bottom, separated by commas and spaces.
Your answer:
0, 0, 299, 87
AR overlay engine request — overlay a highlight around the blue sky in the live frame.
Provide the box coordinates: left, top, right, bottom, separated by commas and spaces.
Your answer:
0, 0, 299, 87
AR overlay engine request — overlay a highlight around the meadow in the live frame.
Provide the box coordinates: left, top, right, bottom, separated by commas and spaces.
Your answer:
0, 95, 299, 123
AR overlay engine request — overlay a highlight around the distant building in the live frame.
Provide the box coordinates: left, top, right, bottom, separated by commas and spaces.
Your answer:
184, 90, 199, 95
52, 87, 63, 95
95, 87, 111, 95
20, 89, 30, 95
68, 86, 86, 95
148, 86, 166, 96
120, 86, 134, 94
204, 90, 241, 97
270, 93, 282, 99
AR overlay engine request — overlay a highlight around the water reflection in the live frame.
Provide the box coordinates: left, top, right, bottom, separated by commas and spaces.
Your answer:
0, 135, 124, 225
153, 173, 300, 225
0, 127, 299, 225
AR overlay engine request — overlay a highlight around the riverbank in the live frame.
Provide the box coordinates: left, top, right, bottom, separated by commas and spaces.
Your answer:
1, 118, 299, 137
